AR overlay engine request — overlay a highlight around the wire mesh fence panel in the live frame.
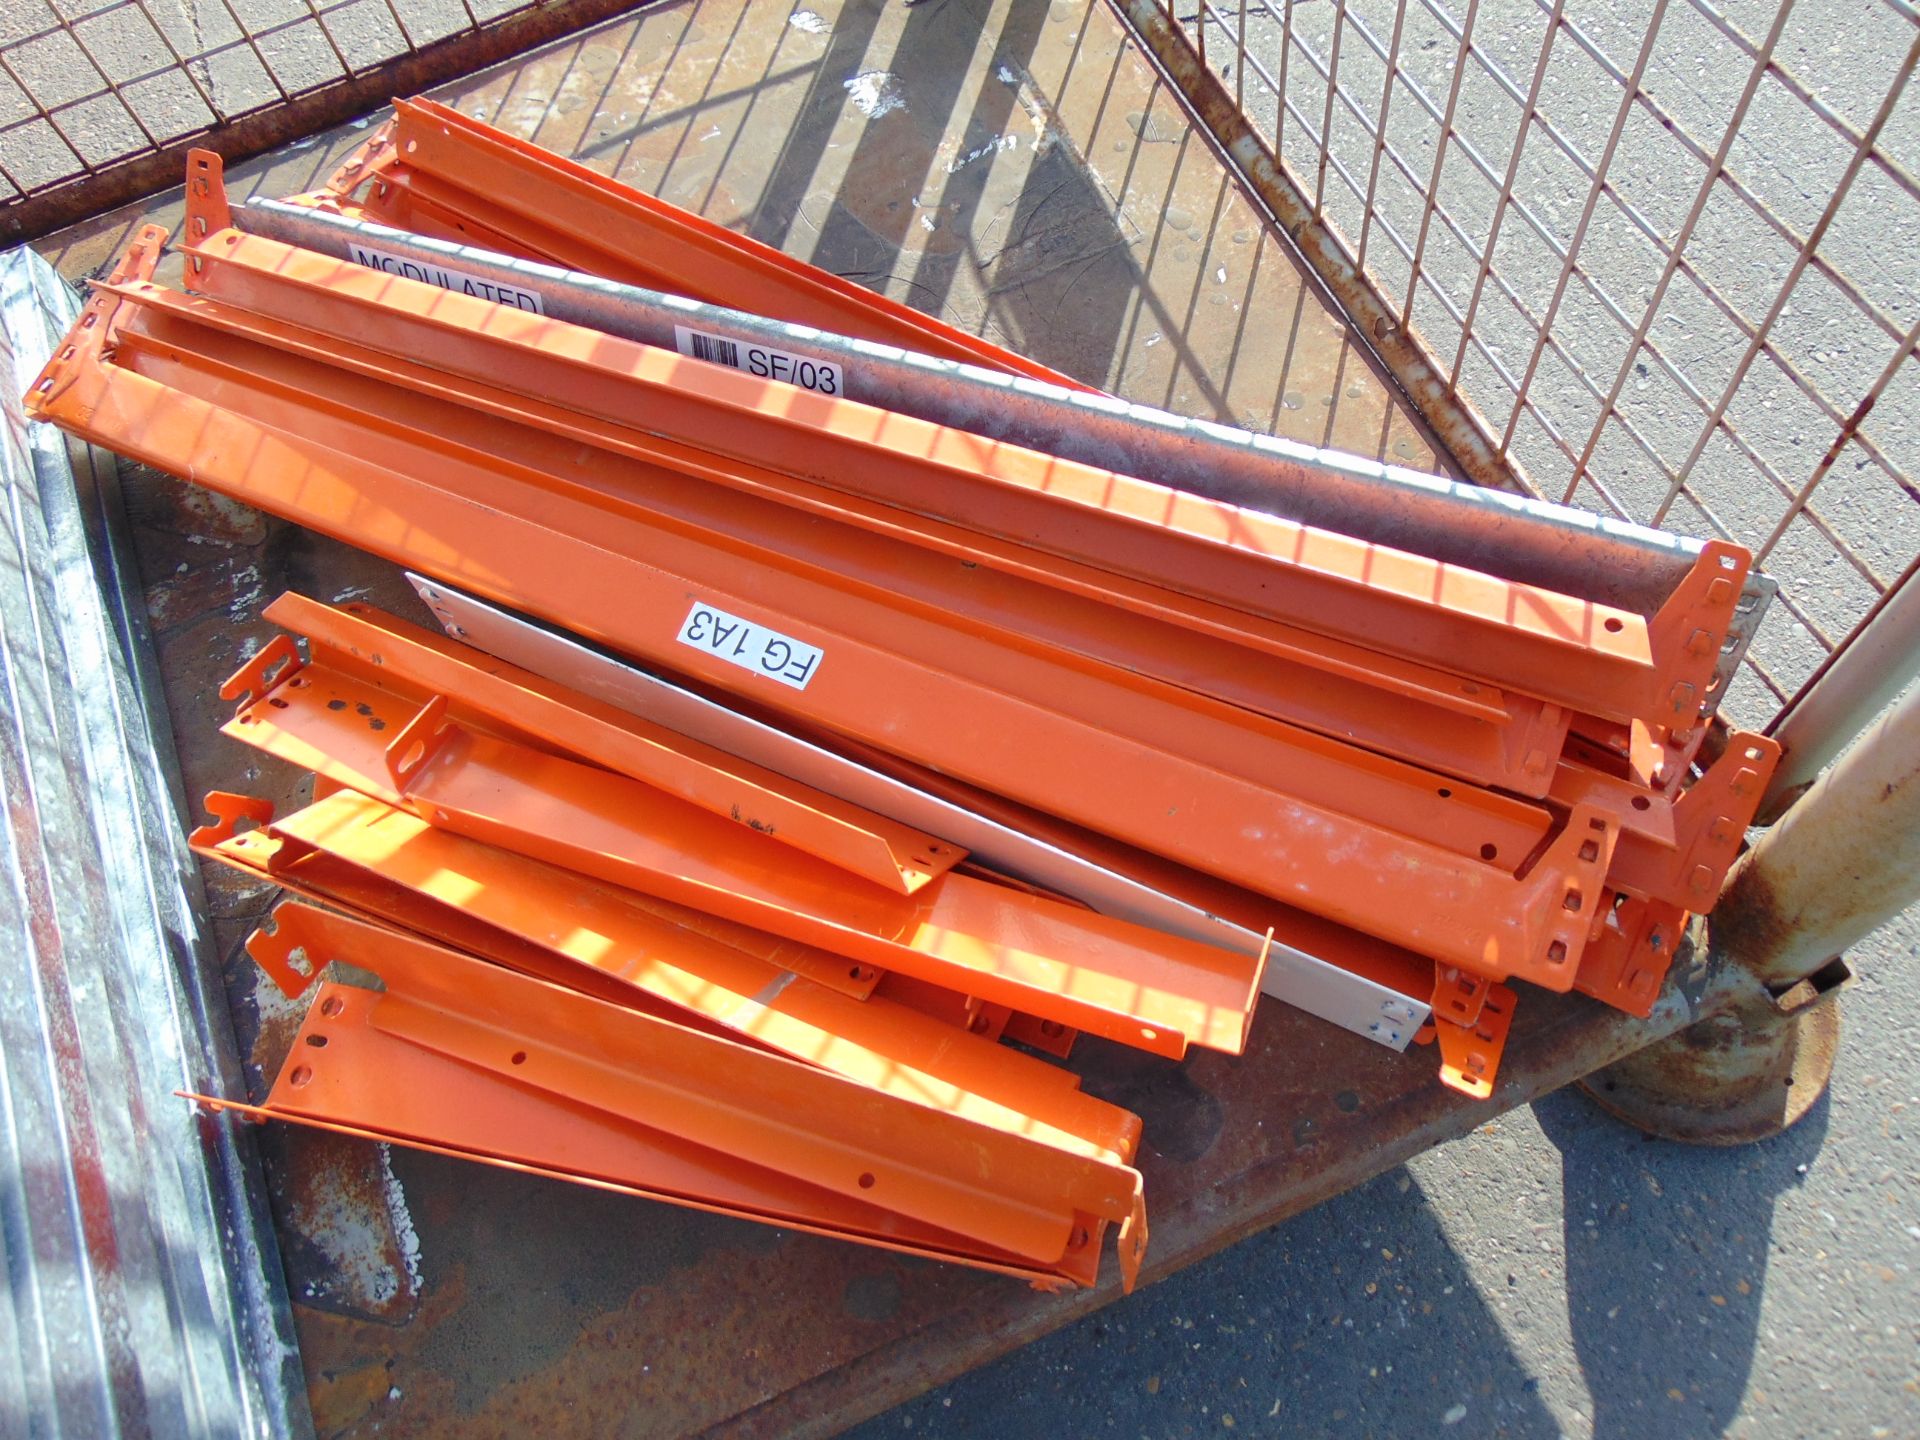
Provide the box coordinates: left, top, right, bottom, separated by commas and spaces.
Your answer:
0, 0, 606, 237
1165, 0, 1920, 729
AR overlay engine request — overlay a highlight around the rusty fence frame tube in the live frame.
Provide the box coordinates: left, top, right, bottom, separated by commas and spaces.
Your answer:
1759, 558, 1920, 820
1714, 679, 1920, 991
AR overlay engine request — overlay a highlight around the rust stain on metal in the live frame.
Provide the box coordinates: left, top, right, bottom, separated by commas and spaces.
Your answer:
1578, 982, 1842, 1146
274, 1132, 422, 1325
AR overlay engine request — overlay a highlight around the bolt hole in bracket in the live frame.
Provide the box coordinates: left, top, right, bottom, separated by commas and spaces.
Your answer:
243, 901, 338, 1000
384, 693, 456, 792
1433, 983, 1518, 1100
188, 790, 276, 848
219, 633, 305, 707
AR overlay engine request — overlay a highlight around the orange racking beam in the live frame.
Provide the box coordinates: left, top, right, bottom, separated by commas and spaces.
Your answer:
762, 719, 1532, 1096
401, 578, 1441, 1054
216, 656, 1268, 1058
245, 589, 965, 895
194, 792, 771, 1027
198, 787, 1133, 1155
138, 255, 1570, 797
27, 228, 1619, 985
311, 99, 1093, 392
110, 280, 1568, 879
208, 902, 1148, 1288
163, 160, 1572, 797
173, 204, 1747, 733
186, 1091, 1104, 1292
189, 790, 882, 1006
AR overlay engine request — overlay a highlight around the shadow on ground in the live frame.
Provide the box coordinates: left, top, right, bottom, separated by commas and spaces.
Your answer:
851, 1087, 1831, 1439
1535, 1084, 1831, 1440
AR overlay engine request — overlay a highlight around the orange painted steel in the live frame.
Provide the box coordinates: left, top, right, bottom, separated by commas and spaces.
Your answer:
197, 155, 1556, 762
24, 232, 1623, 988
217, 653, 1267, 1058
1574, 894, 1690, 1020
761, 724, 1528, 1098
138, 301, 1566, 891
192, 791, 732, 1021
208, 902, 1148, 1289
202, 787, 1131, 1152
1432, 983, 1518, 1100
1550, 734, 1782, 911
141, 259, 1570, 800
310, 99, 1093, 393
244, 589, 964, 895
189, 790, 882, 1009
172, 209, 1746, 734
269, 903, 1149, 1276
154, 191, 1572, 798
801, 721, 1441, 1002
187, 1092, 1100, 1293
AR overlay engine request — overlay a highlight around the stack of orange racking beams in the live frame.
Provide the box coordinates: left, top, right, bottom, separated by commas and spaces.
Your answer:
19, 111, 1781, 1287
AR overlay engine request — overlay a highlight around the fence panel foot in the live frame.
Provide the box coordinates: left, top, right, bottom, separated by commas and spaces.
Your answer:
1578, 963, 1846, 1146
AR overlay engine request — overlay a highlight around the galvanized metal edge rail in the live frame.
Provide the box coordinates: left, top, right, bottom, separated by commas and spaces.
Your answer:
0, 246, 307, 1437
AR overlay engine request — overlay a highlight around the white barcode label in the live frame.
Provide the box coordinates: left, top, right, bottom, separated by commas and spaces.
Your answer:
673, 324, 844, 397
675, 601, 824, 689
346, 243, 545, 313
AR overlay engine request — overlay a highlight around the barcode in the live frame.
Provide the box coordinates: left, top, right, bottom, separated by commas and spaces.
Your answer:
689, 332, 741, 367
673, 324, 847, 397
